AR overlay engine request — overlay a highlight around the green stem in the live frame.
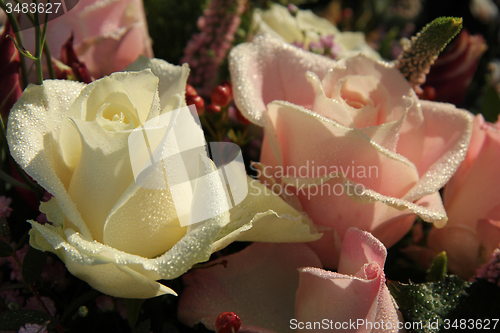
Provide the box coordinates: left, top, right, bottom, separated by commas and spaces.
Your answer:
42, 4, 55, 79
0, 168, 33, 190
33, 0, 43, 85
0, 0, 29, 89
43, 44, 55, 79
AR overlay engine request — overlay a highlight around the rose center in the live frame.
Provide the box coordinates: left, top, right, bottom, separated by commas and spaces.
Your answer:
97, 103, 138, 131
363, 262, 380, 280
339, 77, 374, 109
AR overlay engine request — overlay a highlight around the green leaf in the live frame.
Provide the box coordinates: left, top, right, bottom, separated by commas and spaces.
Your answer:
426, 251, 447, 282
388, 275, 471, 333
0, 309, 53, 330
0, 239, 14, 257
22, 246, 47, 285
396, 17, 463, 92
125, 298, 144, 329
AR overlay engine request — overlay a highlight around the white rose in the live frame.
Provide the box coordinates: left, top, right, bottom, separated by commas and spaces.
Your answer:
7, 57, 320, 298
252, 3, 381, 60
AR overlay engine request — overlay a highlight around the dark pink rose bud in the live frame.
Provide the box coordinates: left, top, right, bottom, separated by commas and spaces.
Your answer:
423, 29, 487, 106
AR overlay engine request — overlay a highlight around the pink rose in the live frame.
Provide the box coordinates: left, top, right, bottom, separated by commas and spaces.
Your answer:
229, 35, 473, 268
422, 30, 487, 106
178, 228, 402, 333
405, 115, 500, 279
23, 0, 153, 78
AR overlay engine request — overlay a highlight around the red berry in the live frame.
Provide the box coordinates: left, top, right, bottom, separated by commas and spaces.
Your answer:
186, 94, 205, 115
215, 312, 241, 333
220, 80, 233, 96
185, 84, 198, 97
206, 103, 221, 114
211, 85, 232, 107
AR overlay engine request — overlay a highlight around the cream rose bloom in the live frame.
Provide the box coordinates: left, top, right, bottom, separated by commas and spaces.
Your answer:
7, 57, 320, 299
252, 3, 381, 60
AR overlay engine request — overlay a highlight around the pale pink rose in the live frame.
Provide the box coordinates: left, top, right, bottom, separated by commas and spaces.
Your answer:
178, 228, 401, 333
229, 35, 473, 268
23, 0, 153, 78
405, 115, 500, 279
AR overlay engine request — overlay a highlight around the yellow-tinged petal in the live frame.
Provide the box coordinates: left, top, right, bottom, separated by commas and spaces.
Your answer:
7, 80, 92, 240
212, 177, 322, 252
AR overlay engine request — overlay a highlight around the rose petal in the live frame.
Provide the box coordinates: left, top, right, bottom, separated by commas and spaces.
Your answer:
441, 116, 500, 227
337, 228, 387, 276
427, 225, 480, 279
252, 5, 309, 45
330, 75, 393, 128
126, 56, 190, 112
28, 222, 174, 299
476, 219, 500, 263
229, 35, 336, 126
441, 115, 487, 203
32, 190, 231, 282
22, 0, 153, 78
178, 242, 322, 333
7, 80, 92, 240
103, 152, 229, 258
59, 70, 160, 172
344, 177, 448, 228
295, 265, 400, 332
67, 119, 136, 242
264, 101, 419, 199
401, 101, 473, 201
251, 5, 381, 61
307, 71, 355, 127
334, 32, 382, 59
212, 177, 322, 252
321, 55, 413, 121
370, 192, 446, 245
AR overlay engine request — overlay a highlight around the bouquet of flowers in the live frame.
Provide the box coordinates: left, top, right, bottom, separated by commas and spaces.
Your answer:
0, 0, 499, 332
